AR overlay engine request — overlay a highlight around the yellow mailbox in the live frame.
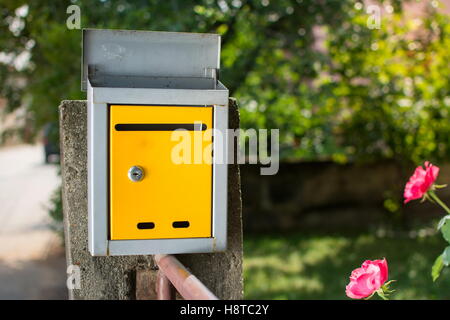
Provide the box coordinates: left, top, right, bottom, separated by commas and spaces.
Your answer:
83, 29, 229, 256
110, 105, 213, 240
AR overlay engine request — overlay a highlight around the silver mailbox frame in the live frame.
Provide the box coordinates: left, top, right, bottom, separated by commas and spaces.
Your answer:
84, 29, 229, 256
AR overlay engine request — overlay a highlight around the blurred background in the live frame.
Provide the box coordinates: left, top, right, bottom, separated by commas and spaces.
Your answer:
1, 0, 450, 299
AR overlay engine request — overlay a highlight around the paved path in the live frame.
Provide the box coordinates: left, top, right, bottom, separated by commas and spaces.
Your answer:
0, 144, 67, 299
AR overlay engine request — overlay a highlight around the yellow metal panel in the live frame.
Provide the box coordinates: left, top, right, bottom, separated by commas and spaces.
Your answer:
110, 105, 213, 240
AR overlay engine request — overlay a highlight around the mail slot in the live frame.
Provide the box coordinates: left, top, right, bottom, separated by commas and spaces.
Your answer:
83, 29, 229, 256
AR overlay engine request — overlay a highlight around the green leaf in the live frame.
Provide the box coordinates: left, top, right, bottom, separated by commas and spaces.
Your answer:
376, 289, 389, 300
441, 221, 450, 243
432, 254, 444, 282
381, 280, 396, 294
443, 246, 450, 267
438, 215, 450, 230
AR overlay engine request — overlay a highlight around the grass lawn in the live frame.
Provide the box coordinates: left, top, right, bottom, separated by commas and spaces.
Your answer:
243, 231, 450, 299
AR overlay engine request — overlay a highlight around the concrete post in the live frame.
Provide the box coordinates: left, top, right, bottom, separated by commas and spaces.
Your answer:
59, 99, 243, 300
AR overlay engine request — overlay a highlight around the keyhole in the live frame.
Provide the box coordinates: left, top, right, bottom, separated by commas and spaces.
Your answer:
128, 166, 144, 182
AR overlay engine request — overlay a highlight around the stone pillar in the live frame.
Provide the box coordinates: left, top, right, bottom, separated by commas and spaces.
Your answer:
59, 99, 243, 300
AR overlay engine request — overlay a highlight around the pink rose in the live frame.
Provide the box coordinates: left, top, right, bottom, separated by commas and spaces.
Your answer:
346, 259, 388, 299
404, 161, 439, 204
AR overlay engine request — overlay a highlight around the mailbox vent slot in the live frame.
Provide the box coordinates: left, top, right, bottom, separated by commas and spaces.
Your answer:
172, 221, 190, 228
137, 222, 155, 229
115, 123, 207, 131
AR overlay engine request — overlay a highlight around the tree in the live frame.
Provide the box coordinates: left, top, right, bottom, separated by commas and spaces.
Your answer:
1, 0, 449, 165
0, 0, 351, 148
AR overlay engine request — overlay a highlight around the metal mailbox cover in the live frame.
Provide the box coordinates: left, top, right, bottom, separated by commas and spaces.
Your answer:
83, 29, 229, 256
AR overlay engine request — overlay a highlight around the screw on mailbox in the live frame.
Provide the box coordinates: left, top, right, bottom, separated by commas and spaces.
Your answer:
128, 166, 144, 182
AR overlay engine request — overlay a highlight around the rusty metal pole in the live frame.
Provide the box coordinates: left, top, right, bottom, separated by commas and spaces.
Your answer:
155, 254, 219, 300
156, 270, 176, 300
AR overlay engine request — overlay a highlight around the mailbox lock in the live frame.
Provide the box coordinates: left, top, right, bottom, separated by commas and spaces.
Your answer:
128, 166, 144, 182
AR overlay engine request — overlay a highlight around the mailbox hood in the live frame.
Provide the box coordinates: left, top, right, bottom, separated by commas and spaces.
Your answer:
82, 29, 221, 91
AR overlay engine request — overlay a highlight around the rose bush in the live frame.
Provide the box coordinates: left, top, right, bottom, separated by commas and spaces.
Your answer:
404, 161, 450, 281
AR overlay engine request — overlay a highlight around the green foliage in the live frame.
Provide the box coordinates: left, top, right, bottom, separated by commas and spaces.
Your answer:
325, 3, 450, 164
432, 254, 443, 281
3, 0, 448, 165
48, 185, 63, 223
443, 246, 450, 266
431, 212, 450, 282
0, 0, 356, 145
47, 184, 64, 241
441, 219, 450, 243
426, 191, 450, 280
437, 215, 450, 230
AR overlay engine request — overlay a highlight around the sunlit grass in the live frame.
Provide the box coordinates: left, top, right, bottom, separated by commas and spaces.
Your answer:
243, 232, 450, 300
